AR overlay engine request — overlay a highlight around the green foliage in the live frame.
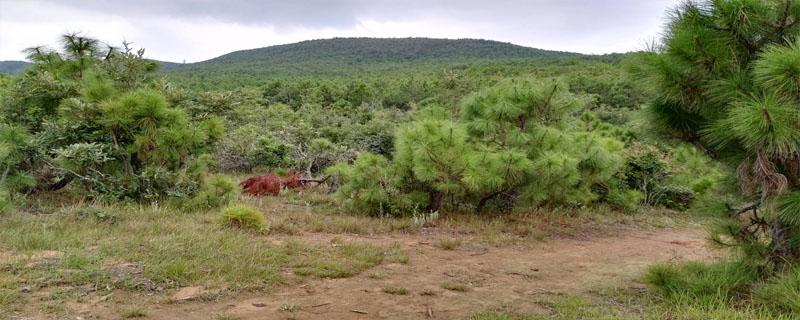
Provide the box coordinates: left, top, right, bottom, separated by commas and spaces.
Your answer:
0, 124, 35, 212
636, 0, 800, 267
332, 78, 631, 214
165, 38, 578, 89
178, 174, 236, 210
219, 205, 267, 231
327, 153, 427, 216
606, 188, 645, 213
0, 34, 223, 203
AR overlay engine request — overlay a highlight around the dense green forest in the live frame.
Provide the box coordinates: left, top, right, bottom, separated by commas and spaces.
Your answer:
1, 1, 800, 319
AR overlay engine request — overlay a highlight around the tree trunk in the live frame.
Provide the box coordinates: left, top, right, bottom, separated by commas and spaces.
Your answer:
46, 176, 74, 191
770, 219, 798, 269
427, 191, 444, 212
477, 190, 504, 212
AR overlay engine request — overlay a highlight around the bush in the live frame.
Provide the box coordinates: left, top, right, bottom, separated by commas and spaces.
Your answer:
653, 185, 695, 211
754, 267, 800, 314
327, 153, 427, 216
333, 78, 628, 214
606, 188, 644, 213
179, 174, 237, 210
219, 205, 267, 231
645, 261, 760, 303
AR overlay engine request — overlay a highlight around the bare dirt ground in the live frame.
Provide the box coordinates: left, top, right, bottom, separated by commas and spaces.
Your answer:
62, 227, 716, 320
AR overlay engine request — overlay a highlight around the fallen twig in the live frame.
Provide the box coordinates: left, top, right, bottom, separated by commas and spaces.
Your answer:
311, 302, 332, 308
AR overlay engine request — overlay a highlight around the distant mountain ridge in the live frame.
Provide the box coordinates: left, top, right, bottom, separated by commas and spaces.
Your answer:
0, 61, 31, 75
162, 37, 584, 88
197, 37, 577, 65
2, 38, 582, 79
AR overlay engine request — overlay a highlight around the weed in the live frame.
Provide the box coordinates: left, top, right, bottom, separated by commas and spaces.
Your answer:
280, 303, 302, 312
442, 282, 468, 292
368, 271, 389, 279
212, 314, 241, 320
433, 237, 462, 250
419, 288, 437, 296
122, 307, 147, 318
382, 286, 409, 295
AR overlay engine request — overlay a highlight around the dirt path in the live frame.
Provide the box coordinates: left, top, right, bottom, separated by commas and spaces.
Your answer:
104, 228, 715, 320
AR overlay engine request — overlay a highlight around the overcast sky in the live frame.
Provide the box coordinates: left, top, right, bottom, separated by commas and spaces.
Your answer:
0, 0, 680, 63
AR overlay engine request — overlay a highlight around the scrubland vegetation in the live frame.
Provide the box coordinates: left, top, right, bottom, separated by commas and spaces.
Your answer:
1, 0, 800, 319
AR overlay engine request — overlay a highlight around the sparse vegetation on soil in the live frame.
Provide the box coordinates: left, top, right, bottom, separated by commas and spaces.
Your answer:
2, 1, 800, 318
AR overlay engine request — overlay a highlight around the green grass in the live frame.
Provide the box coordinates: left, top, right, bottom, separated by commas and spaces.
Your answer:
219, 205, 267, 231
292, 242, 407, 278
0, 202, 407, 311
382, 286, 409, 295
753, 267, 800, 314
471, 288, 788, 320
644, 260, 759, 303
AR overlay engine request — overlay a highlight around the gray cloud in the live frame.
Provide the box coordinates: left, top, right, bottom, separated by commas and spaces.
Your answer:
30, 0, 364, 28
0, 0, 680, 62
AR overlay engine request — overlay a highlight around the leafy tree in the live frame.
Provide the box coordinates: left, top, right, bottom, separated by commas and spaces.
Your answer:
636, 0, 800, 269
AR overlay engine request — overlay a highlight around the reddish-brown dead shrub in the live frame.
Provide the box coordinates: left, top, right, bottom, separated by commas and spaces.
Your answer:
240, 173, 281, 196
282, 169, 306, 190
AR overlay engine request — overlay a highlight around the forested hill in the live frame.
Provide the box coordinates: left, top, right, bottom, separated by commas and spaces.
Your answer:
200, 38, 576, 65
0, 61, 31, 75
164, 38, 585, 89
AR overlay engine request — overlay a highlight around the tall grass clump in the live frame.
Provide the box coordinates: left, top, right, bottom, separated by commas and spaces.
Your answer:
219, 205, 267, 231
754, 267, 800, 314
644, 261, 759, 303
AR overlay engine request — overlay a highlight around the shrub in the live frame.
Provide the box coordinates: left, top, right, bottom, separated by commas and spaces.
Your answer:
606, 188, 644, 213
0, 36, 223, 204
179, 174, 237, 210
620, 145, 668, 206
382, 286, 409, 295
653, 185, 695, 211
332, 78, 628, 214
219, 205, 267, 231
327, 153, 427, 216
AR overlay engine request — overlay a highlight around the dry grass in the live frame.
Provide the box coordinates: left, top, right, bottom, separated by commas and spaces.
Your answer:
442, 282, 469, 292
433, 237, 463, 250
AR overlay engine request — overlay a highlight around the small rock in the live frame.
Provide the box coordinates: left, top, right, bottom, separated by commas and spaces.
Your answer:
171, 286, 205, 301
19, 286, 31, 293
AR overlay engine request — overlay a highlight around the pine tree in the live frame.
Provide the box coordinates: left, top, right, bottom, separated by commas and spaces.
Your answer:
636, 0, 800, 269
333, 78, 626, 214
1, 34, 227, 203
